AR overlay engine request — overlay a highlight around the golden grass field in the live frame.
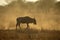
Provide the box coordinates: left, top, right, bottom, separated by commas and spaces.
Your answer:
0, 29, 60, 40
0, 0, 60, 40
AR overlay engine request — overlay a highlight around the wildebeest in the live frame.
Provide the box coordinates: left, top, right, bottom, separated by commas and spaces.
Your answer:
16, 16, 36, 30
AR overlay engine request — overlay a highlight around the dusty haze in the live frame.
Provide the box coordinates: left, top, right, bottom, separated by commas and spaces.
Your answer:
0, 0, 60, 30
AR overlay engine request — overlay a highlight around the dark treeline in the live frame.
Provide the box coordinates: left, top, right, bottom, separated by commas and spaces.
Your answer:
0, 0, 59, 14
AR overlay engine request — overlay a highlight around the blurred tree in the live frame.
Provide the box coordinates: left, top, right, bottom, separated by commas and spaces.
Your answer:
54, 1, 60, 15
35, 0, 55, 13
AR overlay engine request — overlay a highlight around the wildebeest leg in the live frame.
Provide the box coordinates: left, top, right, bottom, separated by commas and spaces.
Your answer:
26, 23, 29, 29
16, 23, 21, 30
25, 23, 29, 31
19, 23, 21, 29
16, 23, 18, 30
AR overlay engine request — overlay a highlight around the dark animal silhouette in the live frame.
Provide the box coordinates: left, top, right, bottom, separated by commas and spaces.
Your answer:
16, 16, 36, 30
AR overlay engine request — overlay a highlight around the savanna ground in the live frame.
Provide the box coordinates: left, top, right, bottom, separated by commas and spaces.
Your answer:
0, 28, 60, 40
0, 0, 60, 40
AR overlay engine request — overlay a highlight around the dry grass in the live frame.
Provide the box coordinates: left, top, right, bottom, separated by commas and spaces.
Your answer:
0, 29, 60, 40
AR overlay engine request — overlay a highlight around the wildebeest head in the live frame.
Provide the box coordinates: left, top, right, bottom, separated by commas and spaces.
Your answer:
33, 18, 36, 24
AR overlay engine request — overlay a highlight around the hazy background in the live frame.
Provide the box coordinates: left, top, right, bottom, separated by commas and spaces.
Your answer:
0, 0, 60, 30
